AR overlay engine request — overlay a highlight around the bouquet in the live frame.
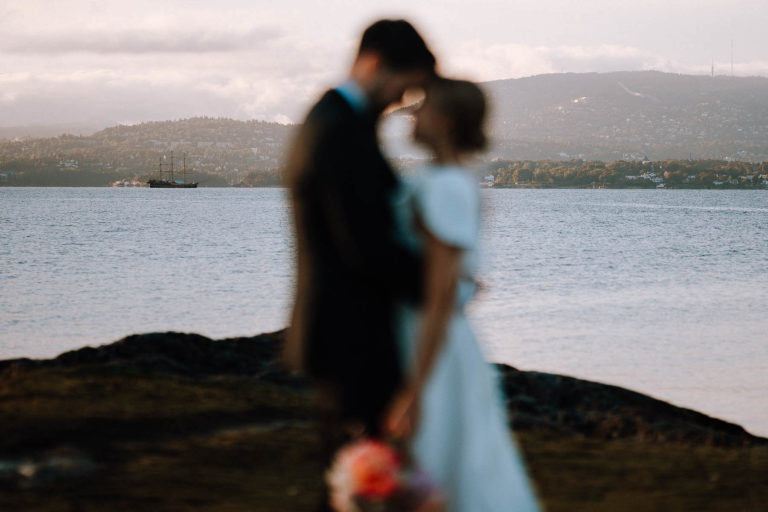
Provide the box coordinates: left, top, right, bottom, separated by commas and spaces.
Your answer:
326, 438, 443, 512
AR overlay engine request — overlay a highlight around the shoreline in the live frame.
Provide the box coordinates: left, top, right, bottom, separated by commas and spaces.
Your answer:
3, 331, 765, 441
2, 184, 768, 189
1, 329, 766, 511
2, 329, 763, 447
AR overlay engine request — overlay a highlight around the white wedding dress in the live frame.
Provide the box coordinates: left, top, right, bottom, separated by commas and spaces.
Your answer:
394, 165, 541, 512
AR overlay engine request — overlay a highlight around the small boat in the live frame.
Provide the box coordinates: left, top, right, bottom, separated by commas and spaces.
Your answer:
148, 179, 198, 188
148, 152, 198, 188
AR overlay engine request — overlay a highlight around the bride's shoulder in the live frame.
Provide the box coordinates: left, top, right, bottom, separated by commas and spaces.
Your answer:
415, 165, 479, 248
420, 165, 477, 201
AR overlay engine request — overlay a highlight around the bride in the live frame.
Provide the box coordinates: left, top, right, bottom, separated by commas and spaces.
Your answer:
387, 77, 541, 512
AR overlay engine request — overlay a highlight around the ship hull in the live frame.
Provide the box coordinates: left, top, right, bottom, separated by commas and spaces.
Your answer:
147, 180, 198, 188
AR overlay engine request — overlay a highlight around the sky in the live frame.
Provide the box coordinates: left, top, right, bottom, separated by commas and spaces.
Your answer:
1, 0, 767, 129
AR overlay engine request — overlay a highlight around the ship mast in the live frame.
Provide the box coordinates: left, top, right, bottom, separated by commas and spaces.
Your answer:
170, 151, 175, 182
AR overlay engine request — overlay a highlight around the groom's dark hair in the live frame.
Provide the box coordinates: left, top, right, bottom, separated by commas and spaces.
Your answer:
359, 20, 436, 72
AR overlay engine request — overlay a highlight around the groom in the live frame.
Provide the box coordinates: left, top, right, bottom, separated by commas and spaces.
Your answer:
284, 20, 435, 438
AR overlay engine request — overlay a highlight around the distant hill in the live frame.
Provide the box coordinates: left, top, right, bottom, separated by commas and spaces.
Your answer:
481, 71, 768, 161
3, 72, 768, 187
385, 71, 768, 161
0, 117, 294, 186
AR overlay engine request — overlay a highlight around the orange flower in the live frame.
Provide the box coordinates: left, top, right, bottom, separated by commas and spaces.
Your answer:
330, 439, 402, 501
350, 441, 401, 498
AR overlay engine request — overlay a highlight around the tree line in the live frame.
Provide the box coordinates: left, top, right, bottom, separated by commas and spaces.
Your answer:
487, 160, 768, 188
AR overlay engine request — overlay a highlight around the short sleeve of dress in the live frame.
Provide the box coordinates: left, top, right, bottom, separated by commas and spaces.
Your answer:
416, 168, 479, 249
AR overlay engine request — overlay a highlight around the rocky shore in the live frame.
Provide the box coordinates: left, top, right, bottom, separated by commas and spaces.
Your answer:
1, 330, 766, 511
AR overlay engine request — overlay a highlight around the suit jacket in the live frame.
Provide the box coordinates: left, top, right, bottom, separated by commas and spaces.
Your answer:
285, 89, 422, 429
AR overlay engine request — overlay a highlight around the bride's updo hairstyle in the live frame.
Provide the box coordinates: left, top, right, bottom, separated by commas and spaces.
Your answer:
428, 77, 488, 152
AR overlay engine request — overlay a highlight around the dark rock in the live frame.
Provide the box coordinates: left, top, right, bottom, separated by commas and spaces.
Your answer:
496, 365, 766, 447
1, 329, 304, 386
1, 330, 763, 448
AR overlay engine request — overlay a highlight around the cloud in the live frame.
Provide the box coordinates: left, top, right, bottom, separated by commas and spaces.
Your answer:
446, 42, 671, 81
446, 42, 555, 81
0, 30, 346, 127
547, 45, 667, 74
0, 91, 18, 104
1, 0, 766, 130
0, 69, 311, 126
1, 26, 281, 54
712, 60, 768, 77
3, 38, 768, 131
443, 42, 768, 81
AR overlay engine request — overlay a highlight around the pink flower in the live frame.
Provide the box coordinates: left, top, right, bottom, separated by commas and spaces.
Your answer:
327, 439, 402, 510
327, 439, 442, 512
349, 441, 401, 498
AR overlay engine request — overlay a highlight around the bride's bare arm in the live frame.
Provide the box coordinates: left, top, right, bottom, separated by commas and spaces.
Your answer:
413, 231, 462, 391
387, 229, 462, 436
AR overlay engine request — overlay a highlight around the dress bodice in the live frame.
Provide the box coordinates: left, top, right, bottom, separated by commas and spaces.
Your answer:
393, 165, 480, 308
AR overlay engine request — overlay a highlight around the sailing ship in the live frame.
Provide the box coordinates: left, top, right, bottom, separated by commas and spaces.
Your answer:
147, 152, 198, 188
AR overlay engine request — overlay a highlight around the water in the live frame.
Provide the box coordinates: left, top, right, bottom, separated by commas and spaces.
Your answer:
1, 188, 767, 436
0, 188, 293, 355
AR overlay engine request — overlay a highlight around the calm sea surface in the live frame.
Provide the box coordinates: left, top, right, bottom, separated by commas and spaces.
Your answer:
1, 188, 767, 435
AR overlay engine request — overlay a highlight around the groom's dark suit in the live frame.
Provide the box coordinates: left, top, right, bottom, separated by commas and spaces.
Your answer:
286, 88, 422, 433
